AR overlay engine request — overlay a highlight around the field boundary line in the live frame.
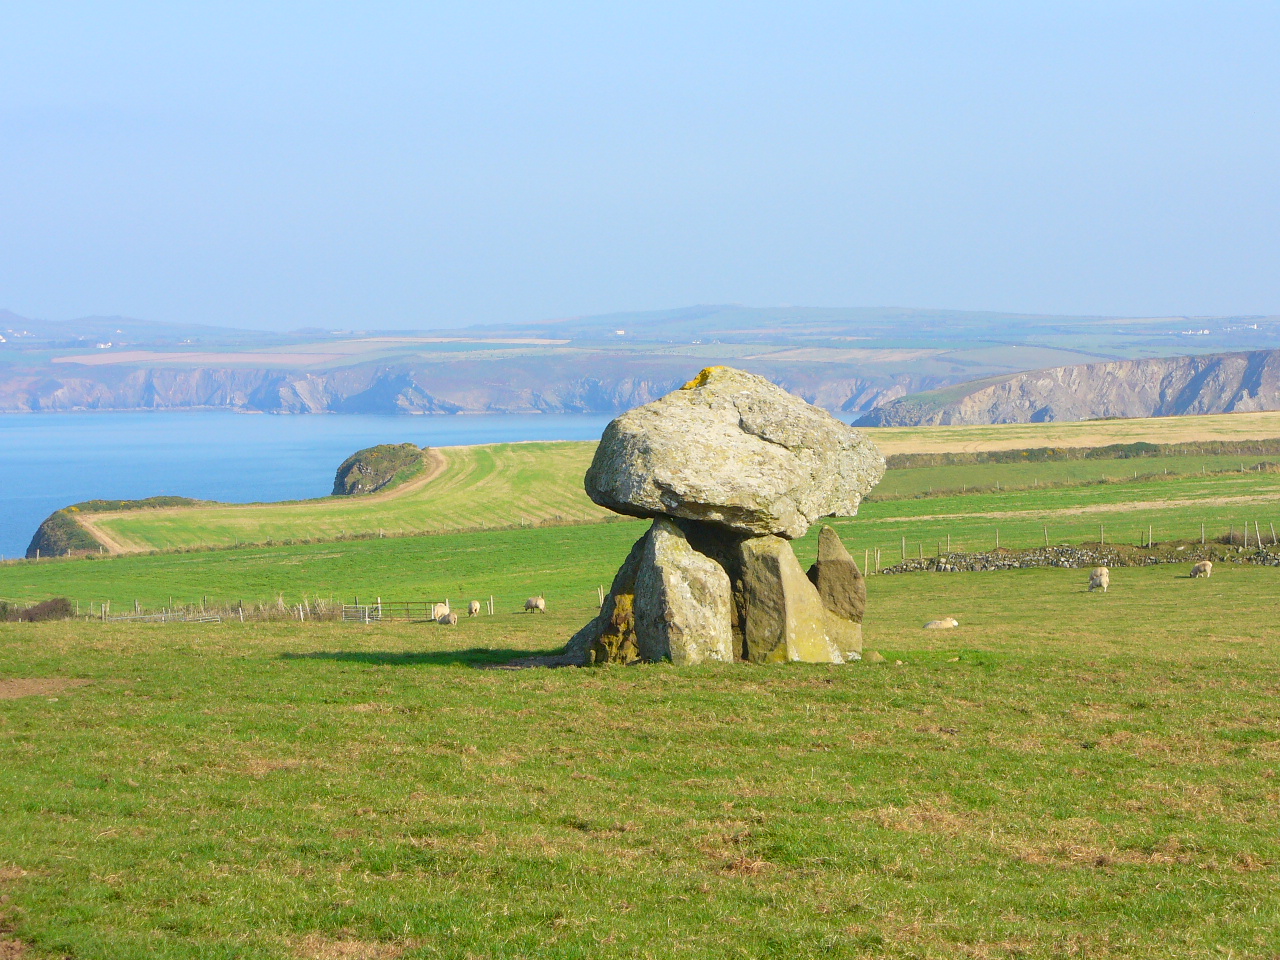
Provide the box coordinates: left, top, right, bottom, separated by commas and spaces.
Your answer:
862, 490, 1280, 525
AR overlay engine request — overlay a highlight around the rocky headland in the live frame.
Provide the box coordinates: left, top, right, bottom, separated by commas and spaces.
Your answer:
858, 349, 1280, 426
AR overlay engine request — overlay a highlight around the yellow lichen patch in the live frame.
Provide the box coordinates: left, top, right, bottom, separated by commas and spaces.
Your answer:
681, 366, 729, 389
592, 592, 640, 664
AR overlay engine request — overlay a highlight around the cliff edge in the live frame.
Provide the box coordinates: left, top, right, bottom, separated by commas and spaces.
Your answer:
857, 350, 1280, 426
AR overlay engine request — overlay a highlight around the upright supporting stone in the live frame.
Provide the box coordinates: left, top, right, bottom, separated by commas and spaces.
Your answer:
634, 518, 734, 665
738, 535, 842, 663
565, 535, 646, 665
806, 525, 865, 659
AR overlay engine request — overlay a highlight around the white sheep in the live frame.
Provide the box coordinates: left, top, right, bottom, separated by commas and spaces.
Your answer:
432, 601, 450, 619
1190, 560, 1213, 579
437, 610, 458, 626
524, 595, 546, 613
468, 600, 482, 616
1088, 567, 1110, 592
923, 617, 959, 629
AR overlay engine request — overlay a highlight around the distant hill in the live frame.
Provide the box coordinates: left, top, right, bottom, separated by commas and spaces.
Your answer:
857, 349, 1280, 426
5, 305, 1280, 417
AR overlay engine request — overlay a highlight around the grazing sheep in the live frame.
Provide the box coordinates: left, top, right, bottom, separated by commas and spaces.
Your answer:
1190, 560, 1213, 579
468, 600, 482, 616
924, 617, 959, 629
437, 610, 458, 626
524, 595, 546, 613
432, 601, 450, 619
1088, 567, 1110, 592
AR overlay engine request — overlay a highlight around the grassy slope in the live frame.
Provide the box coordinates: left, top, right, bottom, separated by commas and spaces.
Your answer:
865, 409, 1280, 454
57, 411, 1280, 557
84, 442, 613, 553
1, 566, 1277, 958
6, 467, 1280, 611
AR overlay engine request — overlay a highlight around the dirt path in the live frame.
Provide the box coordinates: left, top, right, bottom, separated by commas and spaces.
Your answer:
75, 516, 131, 555
75, 449, 450, 555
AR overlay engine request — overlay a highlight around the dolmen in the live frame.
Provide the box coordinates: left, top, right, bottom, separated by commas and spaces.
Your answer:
565, 366, 885, 665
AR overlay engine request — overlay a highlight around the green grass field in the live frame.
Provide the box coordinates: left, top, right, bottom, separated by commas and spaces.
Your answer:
5, 414, 1280, 956
47, 410, 1280, 557
7, 463, 1280, 613
80, 442, 611, 554
2, 565, 1278, 958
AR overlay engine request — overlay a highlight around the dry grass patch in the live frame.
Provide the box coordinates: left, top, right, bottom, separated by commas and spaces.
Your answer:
0, 678, 89, 700
293, 934, 413, 959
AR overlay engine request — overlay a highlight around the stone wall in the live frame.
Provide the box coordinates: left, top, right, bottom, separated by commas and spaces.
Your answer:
878, 544, 1280, 574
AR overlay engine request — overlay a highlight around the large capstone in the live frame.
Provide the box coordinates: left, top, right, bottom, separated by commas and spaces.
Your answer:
634, 518, 734, 665
584, 366, 886, 539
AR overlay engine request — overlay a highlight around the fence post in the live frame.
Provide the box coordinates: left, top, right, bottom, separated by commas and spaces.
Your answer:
995, 528, 1000, 550
901, 536, 906, 561
1044, 526, 1049, 547
1201, 523, 1205, 545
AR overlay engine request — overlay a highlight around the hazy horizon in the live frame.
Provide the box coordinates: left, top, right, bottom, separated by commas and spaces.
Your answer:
2, 4, 1278, 331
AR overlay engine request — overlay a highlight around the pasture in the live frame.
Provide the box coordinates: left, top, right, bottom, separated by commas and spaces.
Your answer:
48, 410, 1280, 557
6, 464, 1280, 613
4, 412, 1280, 957
2, 565, 1278, 958
77, 442, 612, 554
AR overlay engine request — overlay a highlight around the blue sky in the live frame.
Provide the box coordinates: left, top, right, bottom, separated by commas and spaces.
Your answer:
0, 2, 1277, 329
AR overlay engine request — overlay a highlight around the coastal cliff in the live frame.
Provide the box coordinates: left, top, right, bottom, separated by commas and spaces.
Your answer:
0, 359, 922, 416
858, 350, 1280, 426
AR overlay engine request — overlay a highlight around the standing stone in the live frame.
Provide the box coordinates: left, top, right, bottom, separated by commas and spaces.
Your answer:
585, 366, 885, 539
806, 525, 865, 659
806, 526, 866, 622
634, 518, 734, 665
565, 534, 645, 665
738, 535, 843, 663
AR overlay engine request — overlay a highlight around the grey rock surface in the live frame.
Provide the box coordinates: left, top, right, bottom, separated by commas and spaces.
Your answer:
806, 525, 867, 623
634, 518, 734, 665
585, 366, 885, 539
737, 535, 843, 663
857, 349, 1280, 427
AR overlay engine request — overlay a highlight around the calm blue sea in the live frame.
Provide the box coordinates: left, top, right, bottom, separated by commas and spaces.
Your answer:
0, 412, 615, 559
